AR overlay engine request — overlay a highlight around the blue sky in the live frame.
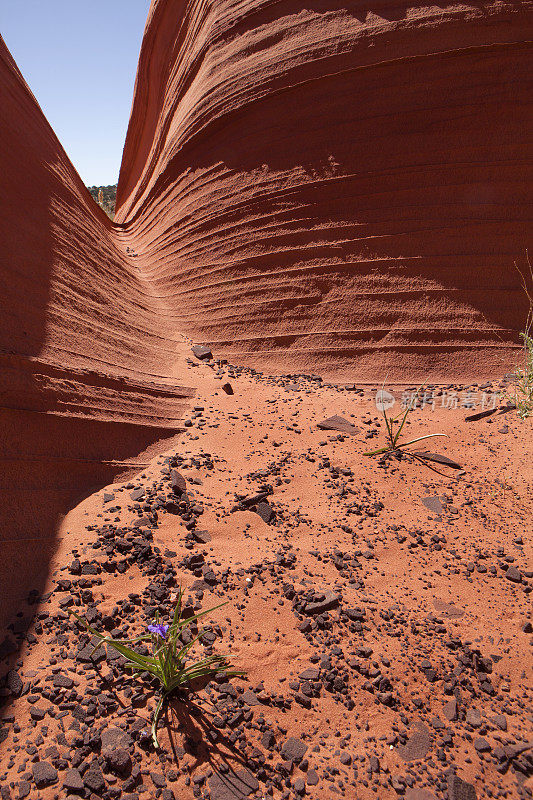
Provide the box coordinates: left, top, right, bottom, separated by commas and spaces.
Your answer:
1, 1, 151, 185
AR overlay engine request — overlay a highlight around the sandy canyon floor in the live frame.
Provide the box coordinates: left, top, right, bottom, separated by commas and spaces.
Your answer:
0, 342, 532, 800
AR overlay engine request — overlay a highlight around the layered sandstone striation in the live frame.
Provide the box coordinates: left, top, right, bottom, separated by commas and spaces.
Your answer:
1, 0, 532, 629
116, 0, 533, 382
0, 35, 193, 629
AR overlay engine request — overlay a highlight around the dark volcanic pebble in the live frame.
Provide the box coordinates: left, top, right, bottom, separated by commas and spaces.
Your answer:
505, 565, 522, 583
6, 669, 22, 696
397, 723, 432, 762
254, 502, 274, 523
422, 496, 444, 514
447, 774, 477, 800
192, 345, 213, 360
63, 768, 84, 791
281, 737, 308, 762
32, 761, 58, 788
304, 591, 339, 615
83, 762, 106, 793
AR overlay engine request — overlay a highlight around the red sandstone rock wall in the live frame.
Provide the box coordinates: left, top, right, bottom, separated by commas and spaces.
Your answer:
117, 0, 533, 382
0, 35, 191, 422
0, 35, 192, 629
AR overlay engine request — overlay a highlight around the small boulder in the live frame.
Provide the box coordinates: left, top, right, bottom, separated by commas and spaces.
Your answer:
63, 769, 84, 792
32, 762, 58, 789
192, 345, 212, 360
281, 737, 308, 763
304, 591, 339, 616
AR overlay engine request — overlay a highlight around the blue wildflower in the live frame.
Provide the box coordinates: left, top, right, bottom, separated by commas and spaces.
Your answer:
148, 623, 170, 639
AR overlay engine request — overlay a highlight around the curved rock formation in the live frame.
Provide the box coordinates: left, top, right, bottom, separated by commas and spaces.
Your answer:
0, 35, 192, 631
117, 0, 533, 382
1, 0, 532, 633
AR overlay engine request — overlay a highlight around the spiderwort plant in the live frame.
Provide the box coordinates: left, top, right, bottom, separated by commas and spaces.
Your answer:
71, 589, 244, 748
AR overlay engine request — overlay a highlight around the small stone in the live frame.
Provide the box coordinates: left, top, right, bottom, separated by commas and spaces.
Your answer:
83, 763, 106, 793
32, 762, 58, 789
443, 697, 457, 721
397, 723, 432, 762
447, 774, 477, 800
170, 470, 187, 495
261, 731, 275, 749
422, 496, 443, 514
306, 769, 319, 786
208, 769, 258, 799
369, 755, 380, 773
281, 737, 308, 763
222, 383, 234, 395
151, 772, 166, 788
317, 415, 358, 435
70, 558, 81, 574
63, 769, 84, 792
6, 670, 22, 696
406, 790, 437, 800
100, 726, 133, 749
17, 781, 31, 799
53, 673, 74, 689
103, 746, 132, 776
193, 529, 212, 544
192, 345, 213, 360
241, 690, 260, 706
505, 565, 521, 583
254, 502, 274, 524
433, 599, 464, 618
474, 737, 491, 753
298, 667, 319, 681
304, 591, 339, 616
491, 713, 507, 731
465, 709, 482, 728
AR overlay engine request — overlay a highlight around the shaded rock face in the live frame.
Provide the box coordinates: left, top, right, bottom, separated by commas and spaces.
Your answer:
116, 0, 532, 382
0, 35, 193, 631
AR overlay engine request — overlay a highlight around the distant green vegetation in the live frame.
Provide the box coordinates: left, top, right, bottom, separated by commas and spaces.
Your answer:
88, 184, 117, 218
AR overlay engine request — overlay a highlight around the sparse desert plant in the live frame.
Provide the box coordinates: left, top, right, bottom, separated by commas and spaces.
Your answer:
72, 589, 243, 748
364, 385, 446, 458
364, 385, 462, 476
508, 254, 533, 419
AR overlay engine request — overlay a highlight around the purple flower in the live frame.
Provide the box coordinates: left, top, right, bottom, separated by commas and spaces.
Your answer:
148, 623, 170, 639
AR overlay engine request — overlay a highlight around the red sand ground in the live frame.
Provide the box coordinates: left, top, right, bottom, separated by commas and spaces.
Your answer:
0, 1, 532, 798
1, 345, 531, 800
